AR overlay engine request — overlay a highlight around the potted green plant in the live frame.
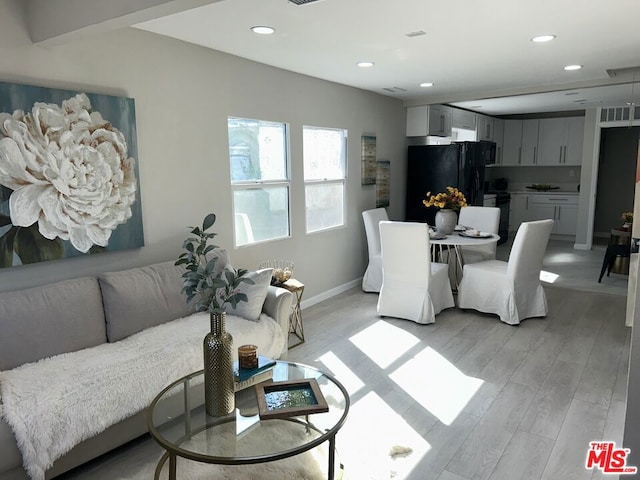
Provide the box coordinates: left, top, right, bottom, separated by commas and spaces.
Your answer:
175, 213, 254, 416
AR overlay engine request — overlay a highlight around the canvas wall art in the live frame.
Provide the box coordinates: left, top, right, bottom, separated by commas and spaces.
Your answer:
376, 160, 390, 207
361, 135, 376, 185
0, 81, 144, 268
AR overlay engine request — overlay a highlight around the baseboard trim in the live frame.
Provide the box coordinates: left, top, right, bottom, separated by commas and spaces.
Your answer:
300, 278, 362, 310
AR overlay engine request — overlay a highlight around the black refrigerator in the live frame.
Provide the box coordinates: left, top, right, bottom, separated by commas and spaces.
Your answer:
405, 141, 495, 225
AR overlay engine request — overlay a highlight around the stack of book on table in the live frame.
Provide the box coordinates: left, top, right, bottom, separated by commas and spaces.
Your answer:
233, 355, 276, 392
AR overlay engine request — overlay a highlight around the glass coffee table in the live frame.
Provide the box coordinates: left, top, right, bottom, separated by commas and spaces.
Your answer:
147, 361, 350, 480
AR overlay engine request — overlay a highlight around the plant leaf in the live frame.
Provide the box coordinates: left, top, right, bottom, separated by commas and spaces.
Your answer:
0, 227, 18, 267
14, 225, 64, 264
202, 213, 216, 231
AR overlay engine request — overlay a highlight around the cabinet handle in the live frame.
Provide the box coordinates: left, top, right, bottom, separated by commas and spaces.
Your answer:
563, 145, 567, 163
559, 147, 563, 164
525, 196, 529, 209
533, 146, 537, 164
555, 198, 569, 201
440, 115, 444, 133
557, 206, 561, 220
518, 147, 522, 165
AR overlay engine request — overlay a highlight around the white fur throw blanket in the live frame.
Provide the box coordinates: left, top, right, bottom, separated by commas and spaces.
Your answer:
0, 312, 285, 480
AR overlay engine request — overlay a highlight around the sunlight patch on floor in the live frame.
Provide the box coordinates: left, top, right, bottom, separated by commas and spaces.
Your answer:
317, 351, 365, 396
349, 320, 420, 369
389, 347, 483, 426
540, 270, 560, 283
337, 391, 430, 480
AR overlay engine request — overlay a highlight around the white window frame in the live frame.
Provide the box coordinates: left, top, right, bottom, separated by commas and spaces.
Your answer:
302, 125, 348, 234
228, 117, 291, 247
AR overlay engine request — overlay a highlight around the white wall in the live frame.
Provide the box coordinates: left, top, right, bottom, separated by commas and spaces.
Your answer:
0, 0, 407, 300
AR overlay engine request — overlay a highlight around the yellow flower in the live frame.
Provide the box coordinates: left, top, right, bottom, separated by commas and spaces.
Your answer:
422, 186, 468, 210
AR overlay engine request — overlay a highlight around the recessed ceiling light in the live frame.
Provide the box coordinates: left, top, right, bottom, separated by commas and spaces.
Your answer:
251, 26, 275, 35
531, 35, 556, 43
564, 64, 583, 71
357, 61, 375, 68
419, 82, 434, 88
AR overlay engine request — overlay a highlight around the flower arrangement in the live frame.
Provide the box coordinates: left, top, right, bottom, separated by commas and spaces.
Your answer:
423, 186, 468, 210
175, 213, 254, 314
621, 212, 633, 224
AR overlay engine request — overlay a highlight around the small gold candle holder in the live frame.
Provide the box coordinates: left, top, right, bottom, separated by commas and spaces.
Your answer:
238, 344, 258, 369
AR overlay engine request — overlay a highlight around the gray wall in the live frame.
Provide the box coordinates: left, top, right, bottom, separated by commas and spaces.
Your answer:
0, 0, 407, 301
594, 127, 638, 236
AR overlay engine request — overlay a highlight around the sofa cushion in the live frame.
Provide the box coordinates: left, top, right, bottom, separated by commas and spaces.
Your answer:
0, 277, 107, 371
229, 268, 273, 322
98, 250, 232, 342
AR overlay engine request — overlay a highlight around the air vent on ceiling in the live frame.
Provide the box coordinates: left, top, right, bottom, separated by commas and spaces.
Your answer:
606, 66, 640, 78
405, 30, 426, 38
382, 87, 407, 93
288, 0, 322, 5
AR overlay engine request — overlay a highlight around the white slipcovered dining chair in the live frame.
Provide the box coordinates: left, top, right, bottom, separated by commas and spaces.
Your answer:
362, 207, 389, 292
457, 219, 554, 325
377, 221, 455, 324
458, 206, 501, 263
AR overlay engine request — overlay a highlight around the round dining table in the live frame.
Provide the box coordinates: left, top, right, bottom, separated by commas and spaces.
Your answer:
430, 231, 501, 290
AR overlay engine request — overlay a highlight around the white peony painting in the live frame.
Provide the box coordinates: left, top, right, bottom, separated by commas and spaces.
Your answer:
0, 81, 144, 267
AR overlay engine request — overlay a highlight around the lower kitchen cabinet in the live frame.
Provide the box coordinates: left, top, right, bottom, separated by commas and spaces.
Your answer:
509, 193, 578, 236
529, 195, 579, 235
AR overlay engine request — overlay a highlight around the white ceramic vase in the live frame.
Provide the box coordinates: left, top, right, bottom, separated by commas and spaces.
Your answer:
435, 209, 457, 235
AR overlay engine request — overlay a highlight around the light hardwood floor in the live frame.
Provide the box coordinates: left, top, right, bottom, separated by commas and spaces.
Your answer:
285, 284, 630, 480
57, 241, 631, 480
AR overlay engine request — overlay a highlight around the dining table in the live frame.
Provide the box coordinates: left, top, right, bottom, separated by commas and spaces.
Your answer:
430, 230, 501, 290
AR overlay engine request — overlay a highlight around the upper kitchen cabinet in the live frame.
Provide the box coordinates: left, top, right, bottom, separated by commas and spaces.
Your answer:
537, 116, 585, 166
476, 114, 494, 141
406, 105, 452, 137
452, 108, 476, 131
502, 120, 522, 165
521, 119, 539, 165
493, 118, 504, 165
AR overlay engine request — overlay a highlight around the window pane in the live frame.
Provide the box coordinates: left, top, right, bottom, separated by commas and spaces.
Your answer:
233, 187, 290, 245
305, 183, 344, 233
228, 117, 287, 182
303, 127, 345, 180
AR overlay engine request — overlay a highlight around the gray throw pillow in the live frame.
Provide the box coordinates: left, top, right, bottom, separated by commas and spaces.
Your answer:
228, 268, 273, 322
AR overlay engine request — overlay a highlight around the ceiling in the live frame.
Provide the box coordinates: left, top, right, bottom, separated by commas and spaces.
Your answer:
133, 0, 640, 115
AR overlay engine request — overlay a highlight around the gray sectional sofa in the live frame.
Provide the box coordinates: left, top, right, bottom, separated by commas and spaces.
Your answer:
0, 254, 293, 480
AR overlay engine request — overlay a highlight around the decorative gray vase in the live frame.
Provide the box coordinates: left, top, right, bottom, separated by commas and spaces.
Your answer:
435, 208, 457, 235
203, 312, 235, 417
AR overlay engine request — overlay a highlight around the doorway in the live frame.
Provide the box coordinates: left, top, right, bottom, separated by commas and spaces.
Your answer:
593, 126, 639, 245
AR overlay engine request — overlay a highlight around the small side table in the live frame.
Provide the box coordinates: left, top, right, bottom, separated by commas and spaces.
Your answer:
610, 228, 631, 276
281, 279, 305, 349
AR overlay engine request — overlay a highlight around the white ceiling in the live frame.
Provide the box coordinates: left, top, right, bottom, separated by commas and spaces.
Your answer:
133, 0, 640, 115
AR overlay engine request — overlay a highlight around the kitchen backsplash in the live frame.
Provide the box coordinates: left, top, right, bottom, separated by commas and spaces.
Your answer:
486, 166, 581, 192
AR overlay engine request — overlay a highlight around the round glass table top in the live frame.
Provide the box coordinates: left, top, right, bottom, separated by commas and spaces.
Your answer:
147, 361, 349, 465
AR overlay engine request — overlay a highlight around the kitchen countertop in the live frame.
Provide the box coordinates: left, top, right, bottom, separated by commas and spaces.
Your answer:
509, 190, 580, 195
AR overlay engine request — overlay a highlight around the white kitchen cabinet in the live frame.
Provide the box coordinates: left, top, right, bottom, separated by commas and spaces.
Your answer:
537, 117, 585, 166
476, 114, 494, 141
502, 120, 522, 166
521, 119, 539, 165
406, 105, 452, 137
493, 118, 504, 165
452, 108, 476, 131
509, 193, 531, 231
529, 194, 579, 235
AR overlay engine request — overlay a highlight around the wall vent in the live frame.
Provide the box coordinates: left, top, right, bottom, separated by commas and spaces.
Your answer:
606, 66, 640, 78
600, 106, 635, 122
